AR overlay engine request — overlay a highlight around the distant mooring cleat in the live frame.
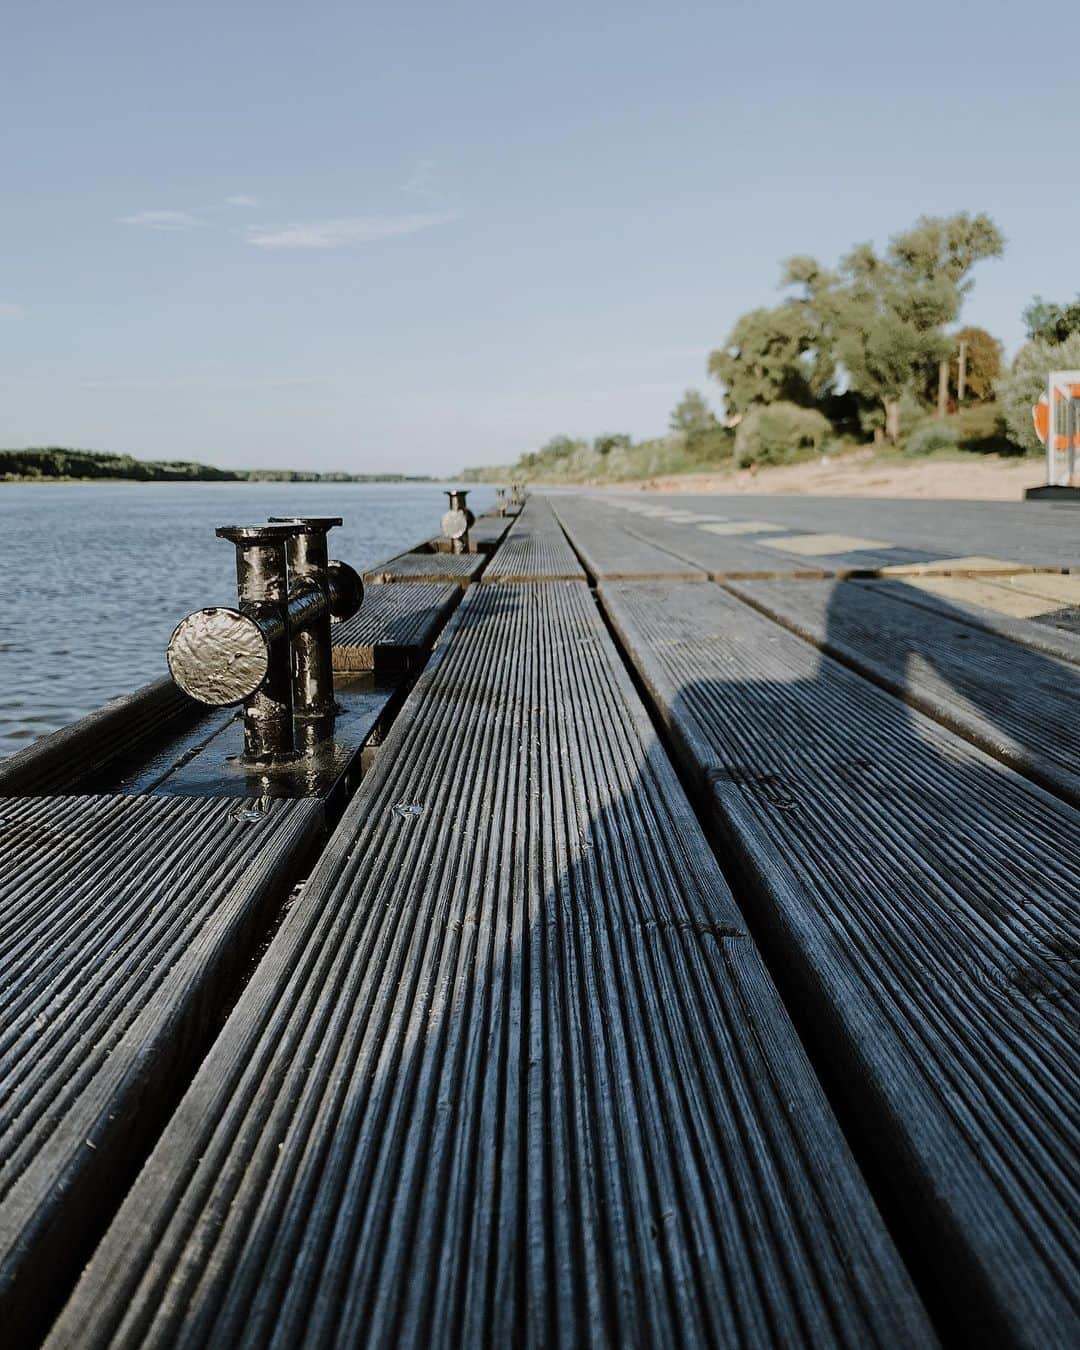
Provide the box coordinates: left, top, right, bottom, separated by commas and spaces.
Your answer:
167, 518, 362, 760
441, 489, 476, 553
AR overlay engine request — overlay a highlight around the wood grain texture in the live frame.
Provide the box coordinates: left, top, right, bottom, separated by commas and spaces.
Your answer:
482, 496, 586, 581
550, 496, 707, 579
857, 578, 1080, 666
600, 579, 1080, 1348
332, 581, 459, 672
728, 577, 1080, 806
49, 582, 930, 1349
0, 677, 201, 796
467, 514, 513, 551
363, 551, 486, 585
608, 507, 1053, 580
588, 510, 832, 579
0, 794, 323, 1339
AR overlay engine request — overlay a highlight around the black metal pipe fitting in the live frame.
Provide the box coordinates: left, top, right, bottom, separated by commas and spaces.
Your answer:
441, 489, 476, 555
166, 519, 363, 762
269, 517, 363, 746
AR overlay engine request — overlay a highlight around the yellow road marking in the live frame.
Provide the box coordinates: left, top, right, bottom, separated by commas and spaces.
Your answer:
697, 521, 789, 536
878, 555, 1033, 576
897, 576, 1065, 618
763, 533, 893, 556
1000, 573, 1080, 604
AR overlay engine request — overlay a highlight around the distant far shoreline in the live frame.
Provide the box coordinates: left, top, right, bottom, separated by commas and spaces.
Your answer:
0, 447, 434, 485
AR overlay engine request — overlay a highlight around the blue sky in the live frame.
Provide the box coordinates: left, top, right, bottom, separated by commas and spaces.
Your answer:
2, 0, 1076, 474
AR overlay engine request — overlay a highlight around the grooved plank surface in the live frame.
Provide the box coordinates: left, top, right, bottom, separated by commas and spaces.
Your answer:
608, 493, 1080, 571
332, 581, 458, 672
597, 511, 835, 578
0, 677, 200, 796
0, 794, 323, 1339
862, 577, 1080, 662
601, 579, 1080, 1348
467, 514, 512, 550
728, 578, 1080, 806
482, 496, 585, 581
51, 583, 930, 1349
363, 552, 486, 585
550, 497, 707, 579
612, 508, 1044, 579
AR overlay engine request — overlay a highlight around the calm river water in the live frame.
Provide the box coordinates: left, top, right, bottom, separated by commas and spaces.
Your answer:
0, 480, 493, 758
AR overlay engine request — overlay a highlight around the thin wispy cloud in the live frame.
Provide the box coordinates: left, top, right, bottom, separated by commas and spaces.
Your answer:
403, 158, 439, 199
118, 209, 204, 231
78, 373, 331, 392
244, 209, 464, 250
225, 194, 262, 208
0, 302, 25, 320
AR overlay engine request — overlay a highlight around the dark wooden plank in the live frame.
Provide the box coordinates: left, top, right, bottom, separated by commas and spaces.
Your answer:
857, 578, 1080, 666
0, 794, 323, 1339
0, 677, 201, 796
728, 577, 1080, 806
608, 493, 1080, 572
551, 496, 707, 580
100, 674, 401, 805
363, 551, 486, 585
600, 510, 835, 578
49, 582, 930, 1349
332, 581, 459, 673
482, 496, 585, 581
609, 503, 1054, 580
467, 513, 512, 552
600, 579, 1080, 1347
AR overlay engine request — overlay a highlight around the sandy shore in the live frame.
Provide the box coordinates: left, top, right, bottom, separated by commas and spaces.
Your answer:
605, 451, 1042, 501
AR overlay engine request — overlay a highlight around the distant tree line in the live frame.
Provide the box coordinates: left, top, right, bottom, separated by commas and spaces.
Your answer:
0, 448, 431, 484
469, 208, 1080, 482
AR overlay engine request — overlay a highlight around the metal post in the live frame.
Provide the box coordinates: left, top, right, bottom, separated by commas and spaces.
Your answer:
216, 523, 299, 760
269, 516, 341, 746
168, 520, 364, 762
442, 490, 474, 555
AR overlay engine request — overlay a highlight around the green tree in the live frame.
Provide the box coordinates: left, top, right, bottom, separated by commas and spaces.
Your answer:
707, 303, 830, 417
995, 331, 1080, 454
785, 212, 1004, 442
734, 402, 830, 467
1023, 295, 1080, 344
920, 325, 1002, 404
593, 432, 633, 456
668, 389, 717, 442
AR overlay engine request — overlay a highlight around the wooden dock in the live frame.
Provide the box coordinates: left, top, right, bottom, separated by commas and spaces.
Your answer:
1, 493, 1077, 1346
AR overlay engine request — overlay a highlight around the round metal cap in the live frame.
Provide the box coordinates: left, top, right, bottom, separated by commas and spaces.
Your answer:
167, 607, 270, 706
267, 516, 343, 531
216, 523, 301, 544
327, 559, 364, 620
441, 508, 469, 540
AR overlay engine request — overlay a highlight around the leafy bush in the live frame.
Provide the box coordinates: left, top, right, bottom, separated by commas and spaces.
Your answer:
734, 402, 830, 467
903, 423, 959, 456
994, 332, 1080, 454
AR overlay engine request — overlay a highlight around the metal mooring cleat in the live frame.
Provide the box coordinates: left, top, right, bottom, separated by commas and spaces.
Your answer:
167, 519, 363, 761
441, 489, 476, 554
